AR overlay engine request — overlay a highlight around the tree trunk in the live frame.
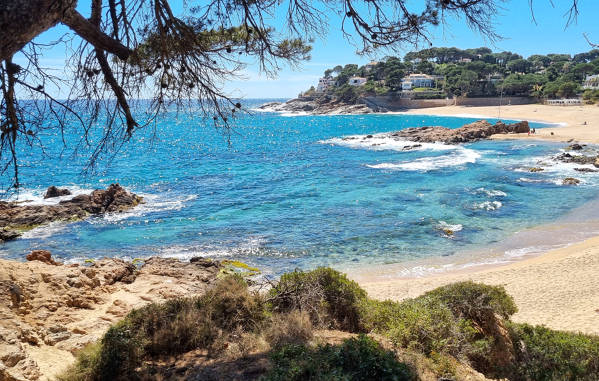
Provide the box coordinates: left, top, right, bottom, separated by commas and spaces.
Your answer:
0, 0, 77, 61
0, 0, 131, 62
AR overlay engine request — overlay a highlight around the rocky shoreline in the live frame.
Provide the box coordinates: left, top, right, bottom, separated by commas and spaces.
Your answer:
341, 119, 531, 145
258, 96, 378, 115
0, 184, 143, 243
0, 253, 222, 380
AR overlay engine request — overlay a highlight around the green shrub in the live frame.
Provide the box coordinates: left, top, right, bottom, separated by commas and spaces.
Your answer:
422, 281, 517, 322
360, 281, 518, 376
58, 275, 265, 380
360, 298, 480, 358
268, 267, 367, 331
508, 323, 599, 381
56, 343, 102, 381
262, 334, 413, 381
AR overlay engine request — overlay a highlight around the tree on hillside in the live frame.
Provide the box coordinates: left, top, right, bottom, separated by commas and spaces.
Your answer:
0, 0, 591, 189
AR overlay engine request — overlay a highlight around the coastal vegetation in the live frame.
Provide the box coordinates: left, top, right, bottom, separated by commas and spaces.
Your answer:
59, 268, 599, 380
308, 47, 599, 102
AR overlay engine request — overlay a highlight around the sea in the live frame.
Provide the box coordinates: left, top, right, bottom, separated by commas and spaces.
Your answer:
3, 98, 599, 278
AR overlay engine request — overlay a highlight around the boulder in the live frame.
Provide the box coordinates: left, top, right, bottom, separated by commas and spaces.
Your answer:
26, 250, 60, 266
574, 168, 598, 173
0, 228, 20, 242
567, 143, 584, 151
563, 177, 581, 185
43, 186, 71, 199
529, 167, 544, 172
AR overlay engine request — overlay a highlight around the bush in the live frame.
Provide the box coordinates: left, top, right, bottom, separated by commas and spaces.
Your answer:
360, 282, 518, 377
265, 310, 313, 348
59, 275, 265, 380
360, 298, 479, 359
262, 335, 414, 381
56, 343, 102, 381
268, 267, 367, 331
422, 281, 517, 323
508, 323, 599, 380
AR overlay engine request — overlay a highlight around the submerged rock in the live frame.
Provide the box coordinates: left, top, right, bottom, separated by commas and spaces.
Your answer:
574, 167, 598, 173
43, 186, 71, 199
567, 143, 585, 151
529, 167, 544, 172
0, 184, 143, 243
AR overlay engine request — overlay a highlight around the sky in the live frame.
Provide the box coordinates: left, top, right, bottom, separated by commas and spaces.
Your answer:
19, 0, 599, 99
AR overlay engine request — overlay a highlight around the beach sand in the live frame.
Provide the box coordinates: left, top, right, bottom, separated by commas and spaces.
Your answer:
355, 103, 599, 336
401, 103, 599, 144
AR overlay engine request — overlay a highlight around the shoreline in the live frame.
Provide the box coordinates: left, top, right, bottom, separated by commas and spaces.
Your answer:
397, 104, 599, 144
346, 103, 599, 335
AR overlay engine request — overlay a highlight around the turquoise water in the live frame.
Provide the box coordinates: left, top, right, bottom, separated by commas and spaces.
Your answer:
2, 99, 599, 275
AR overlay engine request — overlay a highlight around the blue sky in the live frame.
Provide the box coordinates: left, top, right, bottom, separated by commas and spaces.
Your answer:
22, 0, 599, 98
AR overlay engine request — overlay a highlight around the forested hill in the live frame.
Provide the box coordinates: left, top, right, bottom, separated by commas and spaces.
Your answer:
304, 47, 599, 103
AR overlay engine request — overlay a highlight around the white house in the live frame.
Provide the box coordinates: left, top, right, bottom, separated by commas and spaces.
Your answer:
583, 74, 599, 90
316, 76, 335, 92
348, 77, 367, 86
401, 74, 436, 90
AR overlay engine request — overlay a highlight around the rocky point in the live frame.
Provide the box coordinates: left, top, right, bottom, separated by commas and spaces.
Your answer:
0, 184, 143, 243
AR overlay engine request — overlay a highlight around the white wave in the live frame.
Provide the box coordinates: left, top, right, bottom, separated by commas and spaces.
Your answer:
476, 187, 507, 197
437, 221, 463, 232
518, 177, 547, 183
475, 201, 502, 211
366, 148, 480, 171
321, 133, 457, 152
3, 186, 95, 206
100, 193, 198, 222
156, 236, 269, 260
504, 245, 560, 258
20, 221, 71, 239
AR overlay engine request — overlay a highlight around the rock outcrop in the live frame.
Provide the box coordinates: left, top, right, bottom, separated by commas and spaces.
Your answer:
0, 184, 143, 243
26, 250, 60, 266
43, 186, 71, 199
383, 120, 530, 144
0, 256, 221, 380
259, 96, 377, 115
340, 120, 530, 145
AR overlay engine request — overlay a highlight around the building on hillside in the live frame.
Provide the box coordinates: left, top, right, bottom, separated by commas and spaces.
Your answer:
401, 74, 437, 90
487, 73, 504, 84
459, 57, 472, 63
545, 98, 582, 106
583, 74, 599, 90
316, 76, 335, 92
364, 61, 379, 72
348, 77, 367, 86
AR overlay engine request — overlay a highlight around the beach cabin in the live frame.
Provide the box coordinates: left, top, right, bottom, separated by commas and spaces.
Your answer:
348, 77, 367, 86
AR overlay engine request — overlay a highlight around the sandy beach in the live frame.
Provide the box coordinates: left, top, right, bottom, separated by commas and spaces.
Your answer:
356, 103, 599, 336
401, 103, 599, 144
